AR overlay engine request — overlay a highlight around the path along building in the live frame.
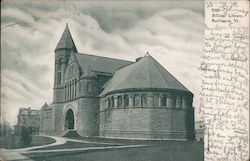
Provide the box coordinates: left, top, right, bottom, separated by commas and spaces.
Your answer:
40, 24, 195, 140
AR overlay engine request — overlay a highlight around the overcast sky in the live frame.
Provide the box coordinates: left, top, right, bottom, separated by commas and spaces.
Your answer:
1, 0, 204, 125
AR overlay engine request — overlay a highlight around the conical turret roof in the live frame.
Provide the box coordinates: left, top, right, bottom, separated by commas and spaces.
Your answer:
100, 53, 190, 96
55, 23, 77, 52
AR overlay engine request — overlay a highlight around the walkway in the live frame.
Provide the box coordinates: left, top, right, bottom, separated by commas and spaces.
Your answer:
1, 135, 65, 161
1, 149, 35, 161
21, 144, 146, 154
15, 135, 67, 152
1, 135, 147, 161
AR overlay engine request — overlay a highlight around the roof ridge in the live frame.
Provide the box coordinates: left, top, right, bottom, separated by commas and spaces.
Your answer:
127, 59, 142, 87
74, 52, 133, 76
151, 57, 189, 91
76, 53, 133, 63
145, 56, 152, 87
152, 58, 171, 89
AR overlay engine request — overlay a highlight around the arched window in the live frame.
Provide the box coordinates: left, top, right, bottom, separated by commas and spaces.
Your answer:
134, 94, 140, 107
67, 82, 69, 100
79, 82, 81, 94
108, 97, 111, 108
64, 83, 67, 100
186, 96, 193, 108
172, 96, 176, 108
73, 79, 75, 98
162, 94, 167, 107
176, 96, 182, 108
72, 79, 75, 99
75, 78, 77, 98
141, 94, 147, 107
57, 58, 63, 85
106, 98, 109, 108
182, 96, 186, 109
153, 94, 159, 107
124, 95, 129, 107
117, 96, 122, 107
69, 80, 72, 100
87, 82, 92, 92
111, 97, 114, 108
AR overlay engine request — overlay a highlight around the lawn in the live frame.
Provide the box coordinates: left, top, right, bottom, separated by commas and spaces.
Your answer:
0, 135, 56, 149
24, 140, 204, 161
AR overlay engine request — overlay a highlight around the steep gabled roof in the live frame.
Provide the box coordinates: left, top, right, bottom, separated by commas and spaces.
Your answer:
55, 24, 77, 52
75, 53, 133, 75
41, 103, 49, 111
100, 54, 190, 96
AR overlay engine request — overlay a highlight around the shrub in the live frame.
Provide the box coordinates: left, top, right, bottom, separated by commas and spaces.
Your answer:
20, 127, 32, 146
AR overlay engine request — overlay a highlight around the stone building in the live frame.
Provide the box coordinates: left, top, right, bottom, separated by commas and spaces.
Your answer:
99, 54, 195, 140
40, 103, 53, 133
40, 24, 195, 140
14, 107, 40, 134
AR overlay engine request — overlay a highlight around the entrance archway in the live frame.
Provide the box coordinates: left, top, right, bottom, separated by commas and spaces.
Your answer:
65, 109, 74, 130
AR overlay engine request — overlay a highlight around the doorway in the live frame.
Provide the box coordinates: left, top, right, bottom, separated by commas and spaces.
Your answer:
65, 109, 74, 130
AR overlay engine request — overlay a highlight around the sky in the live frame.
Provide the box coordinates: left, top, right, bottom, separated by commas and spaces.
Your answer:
1, 0, 204, 125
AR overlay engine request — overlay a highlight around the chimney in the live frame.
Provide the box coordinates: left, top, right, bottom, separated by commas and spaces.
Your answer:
136, 57, 142, 62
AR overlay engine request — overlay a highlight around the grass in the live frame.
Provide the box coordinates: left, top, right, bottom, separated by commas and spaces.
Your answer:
0, 135, 56, 149
24, 140, 204, 161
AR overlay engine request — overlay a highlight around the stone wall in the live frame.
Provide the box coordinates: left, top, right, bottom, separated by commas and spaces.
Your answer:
49, 97, 99, 137
99, 90, 195, 140
53, 103, 64, 135
100, 108, 192, 139
53, 87, 65, 103
77, 97, 99, 137
40, 108, 54, 134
